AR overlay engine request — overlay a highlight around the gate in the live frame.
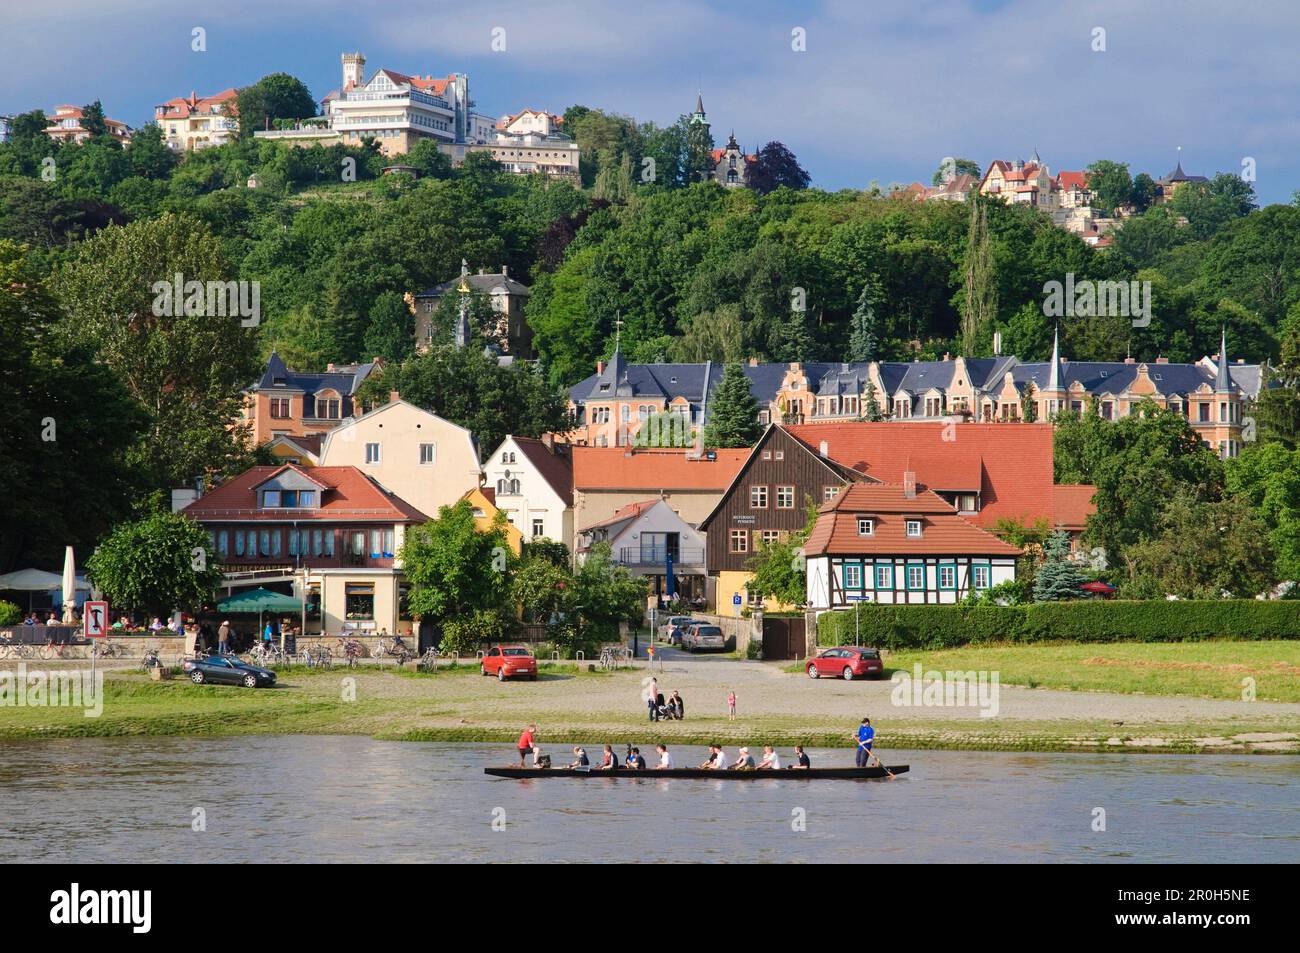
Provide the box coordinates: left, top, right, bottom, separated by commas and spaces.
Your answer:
761, 616, 806, 660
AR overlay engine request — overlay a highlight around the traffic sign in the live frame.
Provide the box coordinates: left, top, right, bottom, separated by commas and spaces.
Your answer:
84, 600, 109, 639
732, 593, 742, 606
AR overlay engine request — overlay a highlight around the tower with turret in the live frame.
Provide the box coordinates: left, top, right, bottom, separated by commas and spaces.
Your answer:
342, 52, 366, 91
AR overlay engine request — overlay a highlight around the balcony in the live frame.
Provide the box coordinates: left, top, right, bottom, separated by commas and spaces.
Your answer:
618, 546, 704, 569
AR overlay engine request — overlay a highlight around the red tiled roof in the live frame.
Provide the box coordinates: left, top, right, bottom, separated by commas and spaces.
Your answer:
804, 484, 1022, 557
579, 498, 658, 533
1056, 170, 1088, 191
786, 422, 1065, 529
1052, 484, 1096, 530
512, 437, 574, 507
181, 465, 427, 523
572, 448, 749, 492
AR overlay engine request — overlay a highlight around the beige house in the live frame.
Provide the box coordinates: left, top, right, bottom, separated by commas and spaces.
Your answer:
318, 397, 482, 518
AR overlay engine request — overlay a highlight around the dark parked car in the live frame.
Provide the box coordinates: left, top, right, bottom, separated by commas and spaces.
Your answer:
183, 654, 277, 688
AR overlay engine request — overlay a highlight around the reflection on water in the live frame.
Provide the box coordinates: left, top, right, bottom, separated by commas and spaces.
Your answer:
0, 736, 1296, 863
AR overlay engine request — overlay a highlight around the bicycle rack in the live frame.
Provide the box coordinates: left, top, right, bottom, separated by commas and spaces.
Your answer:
551, 651, 560, 662
575, 650, 584, 661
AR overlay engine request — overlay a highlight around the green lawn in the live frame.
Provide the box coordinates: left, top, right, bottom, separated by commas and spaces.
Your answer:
792, 641, 1300, 703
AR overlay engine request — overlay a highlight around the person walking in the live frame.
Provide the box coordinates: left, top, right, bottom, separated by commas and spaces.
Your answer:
217, 620, 231, 654
727, 690, 737, 721
855, 717, 875, 768
646, 676, 659, 722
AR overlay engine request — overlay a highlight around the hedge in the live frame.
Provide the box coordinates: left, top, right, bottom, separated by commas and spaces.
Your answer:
817, 600, 1300, 649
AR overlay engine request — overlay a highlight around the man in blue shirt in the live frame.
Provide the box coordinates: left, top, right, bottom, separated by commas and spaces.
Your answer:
855, 718, 875, 767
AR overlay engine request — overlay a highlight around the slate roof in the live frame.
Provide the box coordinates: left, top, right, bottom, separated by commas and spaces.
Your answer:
251, 352, 376, 399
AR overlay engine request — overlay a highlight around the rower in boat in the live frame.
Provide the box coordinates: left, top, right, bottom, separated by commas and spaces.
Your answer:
516, 723, 537, 768
855, 718, 875, 768
569, 746, 589, 769
655, 744, 674, 769
626, 747, 646, 770
756, 745, 780, 770
598, 744, 619, 770
789, 745, 811, 770
697, 744, 723, 769
728, 746, 755, 770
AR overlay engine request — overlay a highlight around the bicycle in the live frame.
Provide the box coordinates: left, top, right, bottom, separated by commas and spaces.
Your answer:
374, 636, 412, 664
90, 641, 123, 660
332, 637, 364, 668
38, 638, 71, 661
417, 647, 441, 672
140, 648, 162, 671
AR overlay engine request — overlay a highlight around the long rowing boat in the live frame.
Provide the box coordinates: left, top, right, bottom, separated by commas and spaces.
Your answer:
484, 765, 908, 780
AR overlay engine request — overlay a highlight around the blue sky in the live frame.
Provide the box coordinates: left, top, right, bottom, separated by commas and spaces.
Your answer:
5, 0, 1300, 204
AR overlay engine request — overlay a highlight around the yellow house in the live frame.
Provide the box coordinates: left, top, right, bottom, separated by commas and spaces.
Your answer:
462, 486, 523, 555
265, 434, 323, 467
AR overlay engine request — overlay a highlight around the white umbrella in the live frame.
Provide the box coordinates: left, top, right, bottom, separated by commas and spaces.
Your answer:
62, 546, 77, 623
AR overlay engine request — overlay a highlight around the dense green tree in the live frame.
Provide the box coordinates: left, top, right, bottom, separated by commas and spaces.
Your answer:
355, 346, 572, 457
1170, 173, 1257, 240
128, 124, 179, 180
362, 291, 416, 364
1225, 443, 1300, 580
86, 510, 223, 617
401, 500, 514, 629
235, 73, 316, 138
931, 157, 981, 186
702, 362, 762, 447
52, 213, 258, 487
1054, 400, 1224, 560
1123, 489, 1275, 598
1085, 160, 1134, 214
0, 240, 148, 573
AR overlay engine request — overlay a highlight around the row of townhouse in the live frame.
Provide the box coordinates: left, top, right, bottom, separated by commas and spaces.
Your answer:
201, 351, 1097, 644
564, 331, 1262, 461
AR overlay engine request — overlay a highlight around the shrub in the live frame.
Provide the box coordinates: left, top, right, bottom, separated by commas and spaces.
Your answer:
0, 600, 22, 626
818, 600, 1300, 648
440, 609, 509, 655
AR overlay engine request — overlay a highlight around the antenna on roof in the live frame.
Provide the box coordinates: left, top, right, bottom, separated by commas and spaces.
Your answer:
613, 311, 623, 354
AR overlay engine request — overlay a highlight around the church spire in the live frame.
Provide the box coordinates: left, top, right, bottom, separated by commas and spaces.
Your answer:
1047, 324, 1063, 392
1214, 326, 1232, 393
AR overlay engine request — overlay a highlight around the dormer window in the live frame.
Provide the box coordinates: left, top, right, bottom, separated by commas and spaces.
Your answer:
261, 489, 316, 508
857, 517, 874, 537
905, 520, 923, 538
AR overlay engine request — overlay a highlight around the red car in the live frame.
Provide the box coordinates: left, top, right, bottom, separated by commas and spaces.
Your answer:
480, 645, 538, 681
806, 646, 883, 680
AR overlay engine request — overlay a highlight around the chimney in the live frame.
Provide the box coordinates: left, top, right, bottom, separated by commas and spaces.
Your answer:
541, 432, 554, 451
502, 265, 508, 276
1155, 356, 1169, 364
1236, 359, 1245, 364
478, 267, 485, 275
1124, 357, 1136, 364
819, 440, 829, 458
903, 470, 917, 499
596, 360, 605, 375
943, 352, 950, 362
993, 331, 1003, 356
389, 390, 400, 404
748, 357, 759, 367
326, 362, 336, 372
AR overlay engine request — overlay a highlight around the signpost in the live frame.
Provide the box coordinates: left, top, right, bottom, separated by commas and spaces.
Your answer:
84, 599, 108, 677
732, 592, 742, 618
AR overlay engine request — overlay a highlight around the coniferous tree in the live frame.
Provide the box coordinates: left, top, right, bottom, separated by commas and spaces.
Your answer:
863, 380, 885, 421
1021, 381, 1039, 422
1032, 530, 1085, 601
703, 362, 762, 448
848, 284, 879, 362
961, 199, 997, 356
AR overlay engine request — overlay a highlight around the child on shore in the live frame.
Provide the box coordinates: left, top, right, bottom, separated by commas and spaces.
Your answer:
727, 690, 737, 721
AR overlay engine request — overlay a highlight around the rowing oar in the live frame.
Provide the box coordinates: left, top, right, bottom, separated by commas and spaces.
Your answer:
857, 739, 895, 778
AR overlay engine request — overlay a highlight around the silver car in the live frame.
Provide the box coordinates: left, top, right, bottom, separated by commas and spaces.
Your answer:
659, 616, 696, 644
686, 624, 726, 652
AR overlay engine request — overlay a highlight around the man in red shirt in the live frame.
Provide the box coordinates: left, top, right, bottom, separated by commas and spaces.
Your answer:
517, 723, 537, 767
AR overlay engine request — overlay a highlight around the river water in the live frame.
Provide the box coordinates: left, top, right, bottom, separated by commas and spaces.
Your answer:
1, 736, 1296, 863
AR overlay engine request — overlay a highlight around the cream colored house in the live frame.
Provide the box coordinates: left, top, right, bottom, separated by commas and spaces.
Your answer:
319, 397, 482, 518
483, 435, 573, 546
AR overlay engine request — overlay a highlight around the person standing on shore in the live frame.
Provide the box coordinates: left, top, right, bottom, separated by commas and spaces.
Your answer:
855, 718, 875, 767
218, 621, 231, 654
517, 723, 537, 767
727, 690, 737, 721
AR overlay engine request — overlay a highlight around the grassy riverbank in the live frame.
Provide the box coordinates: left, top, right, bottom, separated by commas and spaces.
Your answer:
786, 641, 1300, 703
3, 647, 1299, 754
